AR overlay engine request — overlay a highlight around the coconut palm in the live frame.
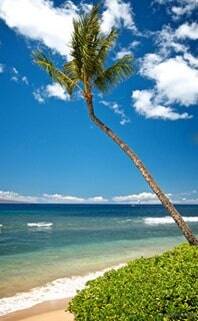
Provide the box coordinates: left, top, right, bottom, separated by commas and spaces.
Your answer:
34, 5, 198, 245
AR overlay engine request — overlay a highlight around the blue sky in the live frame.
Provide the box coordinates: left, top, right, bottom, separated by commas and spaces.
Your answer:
0, 0, 197, 204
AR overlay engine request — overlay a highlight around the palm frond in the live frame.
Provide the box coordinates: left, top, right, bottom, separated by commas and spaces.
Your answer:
97, 29, 118, 64
71, 5, 101, 79
63, 59, 80, 80
33, 5, 133, 96
33, 51, 78, 95
94, 55, 133, 92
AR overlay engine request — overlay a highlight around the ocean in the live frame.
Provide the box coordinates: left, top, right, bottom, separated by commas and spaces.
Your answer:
0, 204, 198, 316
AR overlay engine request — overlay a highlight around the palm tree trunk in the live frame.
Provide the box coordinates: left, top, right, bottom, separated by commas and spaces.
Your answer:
85, 94, 198, 245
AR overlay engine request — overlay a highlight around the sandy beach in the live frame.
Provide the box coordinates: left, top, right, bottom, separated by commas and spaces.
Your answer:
0, 299, 74, 321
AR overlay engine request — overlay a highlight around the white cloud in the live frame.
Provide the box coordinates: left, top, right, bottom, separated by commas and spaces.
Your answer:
42, 193, 109, 203
132, 89, 191, 120
171, 190, 198, 204
100, 100, 130, 125
113, 192, 173, 204
43, 193, 85, 203
183, 53, 198, 68
140, 54, 198, 106
33, 88, 45, 103
0, 190, 109, 204
171, 0, 197, 17
176, 22, 198, 40
33, 83, 69, 103
0, 0, 78, 57
113, 192, 159, 204
155, 0, 197, 18
115, 40, 139, 61
156, 26, 188, 56
1, 189, 198, 204
101, 0, 136, 34
21, 76, 29, 85
88, 196, 108, 203
10, 67, 29, 85
115, 48, 132, 59
0, 190, 39, 203
46, 83, 70, 101
133, 20, 198, 121
156, 23, 198, 58
0, 0, 137, 58
130, 40, 140, 48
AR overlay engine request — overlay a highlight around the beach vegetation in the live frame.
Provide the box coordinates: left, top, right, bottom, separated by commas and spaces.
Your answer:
69, 243, 198, 321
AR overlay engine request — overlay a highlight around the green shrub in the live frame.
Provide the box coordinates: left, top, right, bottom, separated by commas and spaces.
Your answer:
69, 244, 198, 321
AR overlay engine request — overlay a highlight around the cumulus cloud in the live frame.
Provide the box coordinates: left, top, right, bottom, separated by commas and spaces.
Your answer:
115, 40, 139, 61
140, 54, 198, 107
0, 0, 136, 58
155, 0, 197, 18
137, 19, 197, 120
46, 83, 70, 101
156, 23, 198, 58
33, 82, 69, 103
132, 47, 198, 120
183, 52, 198, 67
115, 48, 132, 60
0, 190, 109, 203
101, 0, 136, 34
176, 22, 198, 40
100, 100, 130, 125
0, 0, 78, 57
132, 89, 191, 120
171, 0, 197, 17
156, 26, 188, 56
0, 190, 39, 203
112, 192, 159, 204
1, 189, 198, 204
88, 196, 108, 203
113, 192, 174, 204
43, 193, 85, 203
40, 193, 108, 203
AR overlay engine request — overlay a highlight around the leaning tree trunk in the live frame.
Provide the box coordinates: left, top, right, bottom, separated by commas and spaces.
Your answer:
85, 93, 198, 245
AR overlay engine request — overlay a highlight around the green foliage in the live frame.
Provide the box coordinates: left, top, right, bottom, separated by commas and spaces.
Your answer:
69, 244, 198, 321
33, 4, 133, 96
33, 51, 78, 95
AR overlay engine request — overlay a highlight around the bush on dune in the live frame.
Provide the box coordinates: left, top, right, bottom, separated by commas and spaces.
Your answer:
69, 244, 198, 321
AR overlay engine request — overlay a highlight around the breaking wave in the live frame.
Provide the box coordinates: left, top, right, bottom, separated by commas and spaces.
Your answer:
144, 216, 198, 225
27, 222, 53, 228
0, 264, 124, 316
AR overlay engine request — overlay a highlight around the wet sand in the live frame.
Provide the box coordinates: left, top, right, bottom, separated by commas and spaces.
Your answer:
0, 299, 74, 321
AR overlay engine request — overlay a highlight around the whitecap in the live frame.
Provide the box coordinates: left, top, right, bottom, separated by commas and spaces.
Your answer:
27, 222, 53, 228
118, 219, 133, 224
144, 216, 198, 225
0, 224, 3, 228
0, 264, 124, 316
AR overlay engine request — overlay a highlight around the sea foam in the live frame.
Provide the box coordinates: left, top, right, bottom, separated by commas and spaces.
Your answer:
144, 216, 198, 225
0, 264, 124, 316
27, 222, 53, 228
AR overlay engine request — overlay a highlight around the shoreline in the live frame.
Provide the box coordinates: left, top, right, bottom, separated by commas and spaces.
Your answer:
0, 246, 178, 319
0, 298, 74, 321
0, 263, 126, 319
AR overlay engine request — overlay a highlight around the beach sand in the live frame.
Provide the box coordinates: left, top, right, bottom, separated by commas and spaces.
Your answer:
0, 299, 74, 321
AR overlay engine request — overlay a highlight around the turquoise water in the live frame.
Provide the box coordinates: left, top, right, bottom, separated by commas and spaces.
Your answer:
0, 204, 198, 315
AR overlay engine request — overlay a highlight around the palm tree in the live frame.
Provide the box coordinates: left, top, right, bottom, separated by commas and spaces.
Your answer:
34, 5, 198, 245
